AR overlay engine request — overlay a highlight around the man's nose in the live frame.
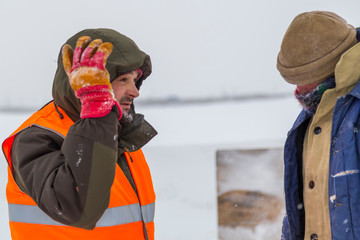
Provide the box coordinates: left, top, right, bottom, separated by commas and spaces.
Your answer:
128, 82, 140, 98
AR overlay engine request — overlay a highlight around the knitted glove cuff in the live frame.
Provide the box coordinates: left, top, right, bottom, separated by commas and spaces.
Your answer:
76, 85, 122, 120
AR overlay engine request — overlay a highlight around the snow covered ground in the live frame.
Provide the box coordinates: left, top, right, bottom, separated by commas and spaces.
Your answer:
0, 96, 301, 239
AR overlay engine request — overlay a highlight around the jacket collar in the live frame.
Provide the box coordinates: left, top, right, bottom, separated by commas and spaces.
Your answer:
288, 109, 312, 136
288, 43, 360, 135
348, 80, 360, 99
288, 79, 360, 136
118, 113, 157, 153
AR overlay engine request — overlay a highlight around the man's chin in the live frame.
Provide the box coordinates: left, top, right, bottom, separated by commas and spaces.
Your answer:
120, 110, 134, 127
121, 108, 130, 115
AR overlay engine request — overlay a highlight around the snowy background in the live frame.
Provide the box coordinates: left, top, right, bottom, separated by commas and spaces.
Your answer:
1, 0, 360, 239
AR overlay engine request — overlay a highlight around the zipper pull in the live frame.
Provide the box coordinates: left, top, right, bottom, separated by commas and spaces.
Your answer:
118, 142, 134, 163
123, 147, 134, 163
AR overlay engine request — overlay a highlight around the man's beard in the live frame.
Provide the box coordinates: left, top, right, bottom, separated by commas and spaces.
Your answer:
119, 106, 135, 127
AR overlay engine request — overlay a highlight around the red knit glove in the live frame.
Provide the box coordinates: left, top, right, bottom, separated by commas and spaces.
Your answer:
62, 36, 122, 120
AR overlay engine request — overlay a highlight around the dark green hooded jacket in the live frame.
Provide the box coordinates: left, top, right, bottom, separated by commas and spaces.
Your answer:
10, 28, 157, 229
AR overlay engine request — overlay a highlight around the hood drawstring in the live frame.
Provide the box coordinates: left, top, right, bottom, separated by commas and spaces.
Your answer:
118, 142, 134, 162
124, 148, 134, 163
53, 102, 64, 119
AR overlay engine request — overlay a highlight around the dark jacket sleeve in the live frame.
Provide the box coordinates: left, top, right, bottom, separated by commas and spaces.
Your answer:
11, 110, 119, 230
281, 214, 291, 240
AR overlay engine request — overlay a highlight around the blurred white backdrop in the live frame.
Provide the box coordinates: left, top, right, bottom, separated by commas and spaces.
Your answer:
1, 0, 360, 110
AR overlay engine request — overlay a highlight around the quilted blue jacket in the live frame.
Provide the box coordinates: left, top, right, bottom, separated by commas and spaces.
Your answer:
281, 78, 360, 240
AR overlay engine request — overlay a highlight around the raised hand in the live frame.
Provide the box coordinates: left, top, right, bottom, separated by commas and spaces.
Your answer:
62, 36, 122, 120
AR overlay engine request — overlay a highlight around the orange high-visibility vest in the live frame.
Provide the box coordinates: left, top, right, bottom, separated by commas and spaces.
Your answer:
2, 102, 155, 240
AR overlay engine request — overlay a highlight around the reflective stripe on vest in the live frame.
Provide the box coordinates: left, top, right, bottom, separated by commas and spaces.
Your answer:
9, 202, 155, 226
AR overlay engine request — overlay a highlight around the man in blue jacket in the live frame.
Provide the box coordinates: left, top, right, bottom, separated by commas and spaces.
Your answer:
277, 11, 360, 240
